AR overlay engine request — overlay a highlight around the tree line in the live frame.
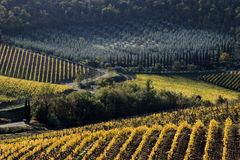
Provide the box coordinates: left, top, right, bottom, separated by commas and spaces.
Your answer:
108, 43, 234, 69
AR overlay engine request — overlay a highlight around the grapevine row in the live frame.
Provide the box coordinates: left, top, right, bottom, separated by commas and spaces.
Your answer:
200, 71, 240, 91
0, 119, 238, 159
0, 44, 97, 83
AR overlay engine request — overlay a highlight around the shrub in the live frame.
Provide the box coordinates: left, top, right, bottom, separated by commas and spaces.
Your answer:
31, 83, 214, 128
220, 52, 231, 62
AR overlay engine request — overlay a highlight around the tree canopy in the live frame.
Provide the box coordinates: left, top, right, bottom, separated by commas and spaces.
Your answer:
0, 0, 239, 32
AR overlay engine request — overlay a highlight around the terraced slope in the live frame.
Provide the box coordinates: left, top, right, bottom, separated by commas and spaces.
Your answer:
0, 119, 239, 160
0, 44, 97, 83
200, 71, 240, 91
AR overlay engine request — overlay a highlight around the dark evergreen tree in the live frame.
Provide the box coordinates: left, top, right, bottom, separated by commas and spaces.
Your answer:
24, 99, 31, 123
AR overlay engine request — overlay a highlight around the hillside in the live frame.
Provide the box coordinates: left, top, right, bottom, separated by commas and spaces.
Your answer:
0, 44, 98, 83
0, 1, 239, 159
7, 19, 233, 63
0, 118, 239, 160
200, 71, 240, 91
128, 74, 239, 102
0, 0, 239, 31
0, 89, 239, 159
0, 75, 72, 102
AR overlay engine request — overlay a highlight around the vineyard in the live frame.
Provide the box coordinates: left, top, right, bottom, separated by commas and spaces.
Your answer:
200, 71, 240, 91
8, 19, 233, 64
128, 74, 239, 102
1, 98, 239, 159
0, 118, 239, 160
1, 1, 239, 159
0, 44, 97, 83
0, 95, 17, 103
0, 75, 72, 100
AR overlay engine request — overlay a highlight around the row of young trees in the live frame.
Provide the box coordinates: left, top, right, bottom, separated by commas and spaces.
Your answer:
108, 43, 234, 68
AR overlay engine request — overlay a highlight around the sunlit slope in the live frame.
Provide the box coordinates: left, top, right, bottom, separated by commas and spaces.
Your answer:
0, 75, 72, 99
0, 119, 239, 160
128, 74, 239, 102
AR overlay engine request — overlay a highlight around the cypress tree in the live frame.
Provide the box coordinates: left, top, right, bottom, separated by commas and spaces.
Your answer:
24, 99, 31, 123
153, 55, 156, 67
130, 54, 133, 66
137, 54, 140, 66
157, 54, 160, 64
116, 55, 119, 66
186, 52, 189, 64
143, 53, 146, 67
126, 55, 129, 66
112, 55, 116, 65
146, 53, 150, 67
163, 54, 166, 67
149, 54, 153, 67
187, 51, 191, 64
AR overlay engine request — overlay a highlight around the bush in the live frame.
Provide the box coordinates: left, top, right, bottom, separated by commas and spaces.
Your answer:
97, 78, 114, 88
187, 64, 198, 71
31, 82, 213, 128
220, 52, 231, 62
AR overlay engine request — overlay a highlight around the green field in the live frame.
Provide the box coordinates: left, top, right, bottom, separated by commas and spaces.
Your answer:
128, 74, 239, 102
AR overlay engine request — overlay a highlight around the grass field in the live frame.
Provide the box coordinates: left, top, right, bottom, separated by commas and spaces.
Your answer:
128, 74, 240, 102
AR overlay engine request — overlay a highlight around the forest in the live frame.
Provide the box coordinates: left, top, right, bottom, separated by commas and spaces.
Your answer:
0, 0, 240, 33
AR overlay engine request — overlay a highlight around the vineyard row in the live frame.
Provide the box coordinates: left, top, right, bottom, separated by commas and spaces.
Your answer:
0, 119, 239, 160
200, 71, 240, 91
0, 44, 97, 83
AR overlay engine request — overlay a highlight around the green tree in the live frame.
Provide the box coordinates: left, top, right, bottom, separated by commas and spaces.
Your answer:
74, 72, 86, 88
219, 52, 231, 62
140, 80, 157, 112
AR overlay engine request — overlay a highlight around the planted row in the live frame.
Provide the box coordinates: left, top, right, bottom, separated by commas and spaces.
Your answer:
0, 44, 96, 83
1, 119, 238, 160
